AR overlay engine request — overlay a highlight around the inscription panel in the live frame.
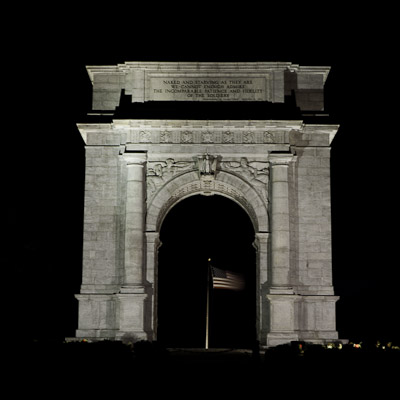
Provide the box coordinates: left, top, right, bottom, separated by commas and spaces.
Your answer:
148, 76, 270, 102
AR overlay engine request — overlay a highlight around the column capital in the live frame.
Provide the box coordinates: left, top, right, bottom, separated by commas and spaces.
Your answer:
269, 152, 294, 166
119, 285, 147, 294
123, 151, 147, 165
254, 232, 270, 243
145, 231, 162, 250
145, 231, 160, 243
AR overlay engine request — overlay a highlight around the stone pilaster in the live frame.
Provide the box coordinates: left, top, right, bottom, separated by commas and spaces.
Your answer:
266, 153, 299, 346
122, 152, 147, 288
117, 152, 150, 340
269, 153, 294, 290
266, 293, 300, 346
116, 290, 150, 341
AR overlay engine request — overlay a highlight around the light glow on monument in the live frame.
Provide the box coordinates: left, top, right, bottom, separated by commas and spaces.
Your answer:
75, 61, 343, 348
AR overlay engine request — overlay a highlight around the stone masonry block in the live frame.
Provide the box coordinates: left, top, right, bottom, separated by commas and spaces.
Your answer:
271, 182, 289, 199
85, 156, 118, 167
297, 156, 321, 168
86, 131, 121, 146
272, 197, 290, 214
85, 147, 103, 157
271, 166, 290, 183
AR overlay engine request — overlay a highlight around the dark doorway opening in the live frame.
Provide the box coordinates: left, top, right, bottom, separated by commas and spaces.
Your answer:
157, 195, 256, 348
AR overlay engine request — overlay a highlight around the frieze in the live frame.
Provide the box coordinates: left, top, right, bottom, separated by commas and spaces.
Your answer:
222, 131, 234, 143
160, 131, 172, 143
139, 130, 152, 143
131, 129, 280, 144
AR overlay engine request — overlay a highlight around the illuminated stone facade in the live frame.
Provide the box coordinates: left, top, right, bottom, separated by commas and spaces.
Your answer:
75, 62, 341, 346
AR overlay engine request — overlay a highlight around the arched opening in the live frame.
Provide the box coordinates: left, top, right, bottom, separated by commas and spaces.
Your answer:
157, 194, 256, 348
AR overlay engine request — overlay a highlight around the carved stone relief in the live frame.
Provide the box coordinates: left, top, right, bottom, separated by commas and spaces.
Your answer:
181, 131, 193, 143
197, 152, 218, 180
139, 130, 152, 143
222, 131, 234, 143
129, 128, 278, 144
201, 132, 214, 143
147, 158, 196, 198
160, 131, 172, 143
264, 131, 274, 143
243, 131, 255, 143
221, 157, 270, 203
147, 154, 270, 204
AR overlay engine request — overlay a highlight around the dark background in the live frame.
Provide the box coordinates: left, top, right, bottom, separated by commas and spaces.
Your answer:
5, 5, 399, 344
158, 195, 256, 348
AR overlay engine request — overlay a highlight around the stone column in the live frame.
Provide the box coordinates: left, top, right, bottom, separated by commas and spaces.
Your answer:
266, 153, 298, 346
269, 153, 294, 290
122, 152, 147, 289
116, 152, 149, 341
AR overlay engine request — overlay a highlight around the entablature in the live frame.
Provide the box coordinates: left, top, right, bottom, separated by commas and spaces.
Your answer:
77, 120, 339, 148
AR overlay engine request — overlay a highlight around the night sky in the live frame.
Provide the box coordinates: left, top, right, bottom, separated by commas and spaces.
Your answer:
6, 6, 399, 345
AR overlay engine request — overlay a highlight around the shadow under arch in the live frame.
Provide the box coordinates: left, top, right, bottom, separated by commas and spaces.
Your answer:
157, 194, 256, 348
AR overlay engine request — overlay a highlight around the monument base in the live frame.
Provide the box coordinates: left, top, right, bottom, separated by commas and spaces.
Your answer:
266, 333, 299, 347
75, 329, 118, 340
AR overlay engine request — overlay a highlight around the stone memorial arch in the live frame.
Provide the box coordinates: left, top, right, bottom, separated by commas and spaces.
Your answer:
75, 62, 341, 347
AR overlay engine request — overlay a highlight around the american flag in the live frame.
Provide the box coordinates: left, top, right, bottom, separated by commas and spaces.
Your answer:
211, 266, 245, 291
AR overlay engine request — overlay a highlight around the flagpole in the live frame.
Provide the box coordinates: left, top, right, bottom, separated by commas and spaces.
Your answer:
205, 258, 211, 350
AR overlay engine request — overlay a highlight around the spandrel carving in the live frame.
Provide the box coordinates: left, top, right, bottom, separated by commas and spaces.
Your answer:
147, 158, 195, 197
222, 157, 270, 202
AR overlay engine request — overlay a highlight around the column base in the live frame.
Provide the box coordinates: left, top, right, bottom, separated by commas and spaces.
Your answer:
115, 330, 150, 342
265, 291, 299, 347
298, 330, 340, 344
117, 289, 153, 341
267, 286, 295, 295
119, 285, 147, 294
75, 329, 118, 340
266, 332, 299, 347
